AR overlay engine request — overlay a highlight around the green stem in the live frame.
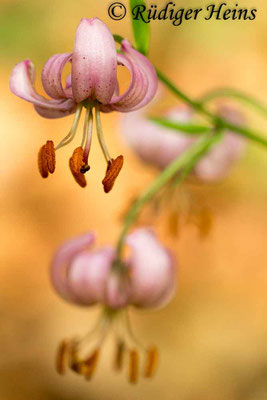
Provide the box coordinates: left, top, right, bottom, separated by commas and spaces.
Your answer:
116, 132, 221, 256
156, 69, 267, 148
149, 117, 212, 135
219, 120, 267, 146
199, 87, 267, 118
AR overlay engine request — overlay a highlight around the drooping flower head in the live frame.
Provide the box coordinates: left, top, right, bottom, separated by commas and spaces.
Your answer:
10, 18, 158, 192
122, 104, 246, 181
121, 103, 246, 237
51, 228, 176, 383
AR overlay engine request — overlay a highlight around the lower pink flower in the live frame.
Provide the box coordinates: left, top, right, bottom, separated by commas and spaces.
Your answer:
51, 228, 176, 383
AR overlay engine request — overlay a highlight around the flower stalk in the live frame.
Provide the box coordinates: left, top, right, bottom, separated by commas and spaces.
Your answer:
199, 87, 267, 118
156, 69, 267, 148
116, 131, 222, 256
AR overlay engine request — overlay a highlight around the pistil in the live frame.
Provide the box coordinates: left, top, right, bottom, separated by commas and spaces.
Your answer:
81, 105, 93, 171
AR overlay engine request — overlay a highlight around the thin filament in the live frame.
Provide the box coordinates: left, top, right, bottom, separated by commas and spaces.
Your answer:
83, 106, 93, 164
95, 104, 111, 163
55, 104, 83, 150
76, 313, 107, 350
124, 310, 146, 351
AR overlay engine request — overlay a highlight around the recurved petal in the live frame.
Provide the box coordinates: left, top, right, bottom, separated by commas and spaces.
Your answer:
51, 233, 95, 303
194, 106, 246, 181
107, 40, 157, 113
106, 53, 148, 113
71, 18, 117, 104
67, 247, 116, 305
34, 100, 76, 119
195, 133, 246, 181
41, 53, 73, 99
10, 60, 75, 111
126, 229, 176, 309
65, 74, 72, 89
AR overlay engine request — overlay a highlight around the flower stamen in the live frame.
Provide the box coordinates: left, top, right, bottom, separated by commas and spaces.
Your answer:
38, 145, 49, 178
115, 311, 159, 382
38, 140, 56, 178
69, 147, 87, 188
95, 104, 111, 163
129, 349, 139, 384
144, 347, 158, 378
114, 340, 125, 371
46, 140, 56, 173
102, 156, 124, 193
55, 104, 83, 151
56, 340, 69, 375
69, 340, 82, 373
84, 348, 100, 380
55, 309, 159, 383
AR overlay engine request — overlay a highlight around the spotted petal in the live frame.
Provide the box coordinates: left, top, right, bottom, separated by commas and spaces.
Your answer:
103, 40, 157, 113
34, 102, 76, 119
71, 18, 117, 104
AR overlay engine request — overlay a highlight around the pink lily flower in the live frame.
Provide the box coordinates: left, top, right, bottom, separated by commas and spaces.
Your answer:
10, 18, 157, 192
122, 104, 246, 238
51, 228, 176, 383
122, 104, 246, 182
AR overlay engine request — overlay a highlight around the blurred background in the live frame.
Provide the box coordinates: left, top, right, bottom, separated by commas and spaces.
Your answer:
1, 0, 267, 399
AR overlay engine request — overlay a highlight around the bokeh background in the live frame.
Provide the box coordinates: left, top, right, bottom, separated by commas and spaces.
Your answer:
1, 0, 267, 399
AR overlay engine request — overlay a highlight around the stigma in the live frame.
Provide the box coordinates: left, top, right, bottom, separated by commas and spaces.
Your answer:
55, 308, 158, 384
37, 102, 123, 193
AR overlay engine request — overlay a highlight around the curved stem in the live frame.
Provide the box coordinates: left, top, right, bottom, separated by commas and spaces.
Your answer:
156, 69, 267, 148
199, 87, 267, 118
149, 117, 212, 134
116, 132, 221, 256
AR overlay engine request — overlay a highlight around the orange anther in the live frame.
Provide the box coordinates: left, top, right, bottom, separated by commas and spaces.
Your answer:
102, 155, 124, 193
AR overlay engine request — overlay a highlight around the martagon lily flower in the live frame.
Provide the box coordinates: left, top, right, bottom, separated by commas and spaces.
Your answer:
122, 104, 246, 181
121, 103, 246, 237
9, 18, 157, 192
51, 228, 176, 383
